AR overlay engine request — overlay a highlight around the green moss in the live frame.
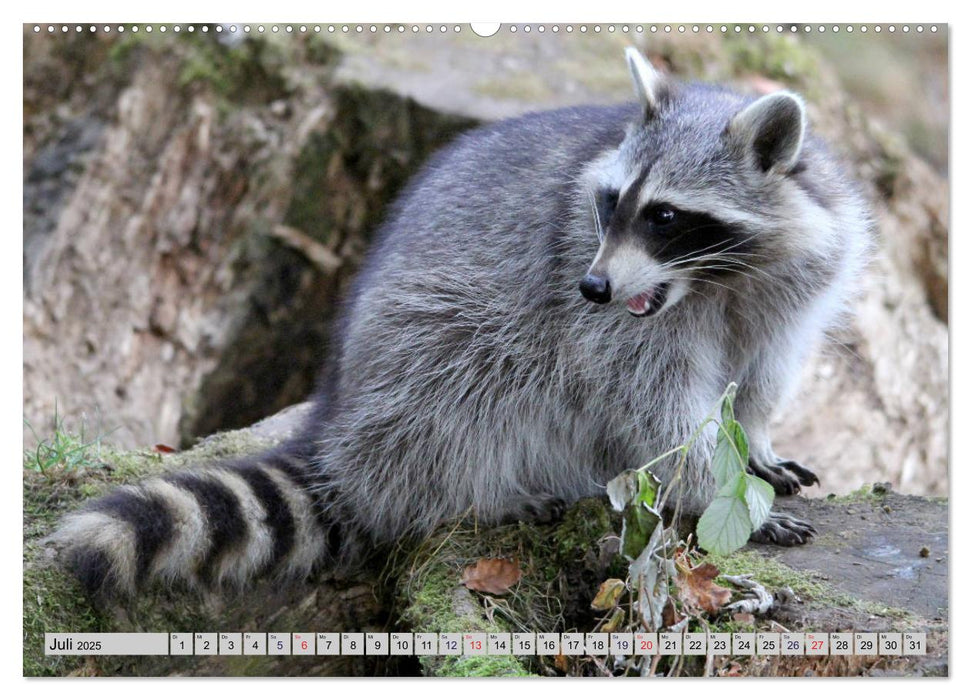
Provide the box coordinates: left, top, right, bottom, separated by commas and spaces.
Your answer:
222, 655, 271, 675
402, 565, 479, 635
437, 654, 531, 677
171, 431, 276, 467
554, 498, 614, 559
400, 561, 533, 676
706, 549, 915, 623
708, 549, 831, 599
176, 37, 291, 104
283, 83, 476, 251
304, 35, 341, 65
281, 131, 343, 246
23, 544, 108, 676
824, 483, 888, 504
107, 33, 141, 66
104, 30, 298, 107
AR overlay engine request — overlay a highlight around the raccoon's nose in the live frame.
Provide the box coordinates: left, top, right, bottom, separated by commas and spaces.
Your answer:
579, 274, 612, 304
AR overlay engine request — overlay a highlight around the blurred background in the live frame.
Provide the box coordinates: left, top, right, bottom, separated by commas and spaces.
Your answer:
22, 25, 948, 496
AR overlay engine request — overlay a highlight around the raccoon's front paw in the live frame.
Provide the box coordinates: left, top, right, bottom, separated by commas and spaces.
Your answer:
506, 495, 567, 525
749, 512, 816, 546
747, 458, 819, 496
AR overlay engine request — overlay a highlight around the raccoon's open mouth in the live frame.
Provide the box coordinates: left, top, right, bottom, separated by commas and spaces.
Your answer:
625, 283, 670, 317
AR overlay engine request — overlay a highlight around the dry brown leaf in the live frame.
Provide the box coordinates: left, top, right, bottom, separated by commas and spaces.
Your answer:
590, 578, 626, 611
662, 598, 683, 628
553, 653, 569, 673
732, 612, 755, 624
675, 559, 732, 614
460, 557, 522, 595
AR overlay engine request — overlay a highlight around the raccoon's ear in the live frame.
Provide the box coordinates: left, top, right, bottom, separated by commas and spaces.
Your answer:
727, 91, 806, 174
625, 47, 664, 117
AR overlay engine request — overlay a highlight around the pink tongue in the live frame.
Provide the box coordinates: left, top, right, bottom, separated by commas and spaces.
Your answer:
626, 291, 653, 314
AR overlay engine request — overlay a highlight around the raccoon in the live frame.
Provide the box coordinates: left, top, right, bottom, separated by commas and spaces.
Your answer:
50, 48, 870, 599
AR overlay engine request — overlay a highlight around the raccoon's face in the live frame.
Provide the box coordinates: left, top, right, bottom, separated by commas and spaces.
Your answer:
579, 48, 809, 319
580, 182, 750, 317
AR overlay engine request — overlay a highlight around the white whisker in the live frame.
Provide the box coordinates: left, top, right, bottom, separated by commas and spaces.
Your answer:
589, 190, 605, 243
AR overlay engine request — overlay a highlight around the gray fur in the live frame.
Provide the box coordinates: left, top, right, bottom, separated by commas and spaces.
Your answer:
52, 51, 870, 596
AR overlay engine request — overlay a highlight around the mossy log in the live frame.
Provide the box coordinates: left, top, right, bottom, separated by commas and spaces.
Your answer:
24, 406, 947, 677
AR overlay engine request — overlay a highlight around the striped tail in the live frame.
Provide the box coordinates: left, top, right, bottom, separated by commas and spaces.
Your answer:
50, 443, 341, 600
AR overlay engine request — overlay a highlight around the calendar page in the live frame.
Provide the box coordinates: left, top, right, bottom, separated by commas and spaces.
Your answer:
22, 10, 948, 680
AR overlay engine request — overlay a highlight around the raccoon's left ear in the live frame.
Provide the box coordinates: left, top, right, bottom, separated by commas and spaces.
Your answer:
726, 91, 806, 175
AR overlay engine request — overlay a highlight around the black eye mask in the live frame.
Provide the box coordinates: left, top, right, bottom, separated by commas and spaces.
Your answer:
596, 189, 619, 228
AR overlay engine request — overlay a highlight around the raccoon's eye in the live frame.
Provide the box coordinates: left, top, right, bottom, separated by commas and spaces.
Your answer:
644, 205, 678, 227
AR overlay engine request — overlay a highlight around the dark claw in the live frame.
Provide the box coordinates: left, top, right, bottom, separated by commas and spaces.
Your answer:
747, 458, 819, 496
750, 512, 817, 547
777, 460, 820, 487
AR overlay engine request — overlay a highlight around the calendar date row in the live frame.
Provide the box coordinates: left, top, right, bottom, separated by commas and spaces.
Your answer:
46, 631, 927, 657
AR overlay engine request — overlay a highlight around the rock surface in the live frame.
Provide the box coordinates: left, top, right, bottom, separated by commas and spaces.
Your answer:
754, 491, 948, 620
23, 30, 475, 448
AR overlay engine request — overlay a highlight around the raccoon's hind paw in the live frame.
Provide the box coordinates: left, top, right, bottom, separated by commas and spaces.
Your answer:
504, 495, 567, 525
747, 458, 819, 496
749, 512, 816, 547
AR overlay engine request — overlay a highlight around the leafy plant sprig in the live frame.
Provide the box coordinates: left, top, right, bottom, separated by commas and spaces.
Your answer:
606, 383, 774, 559
695, 387, 774, 555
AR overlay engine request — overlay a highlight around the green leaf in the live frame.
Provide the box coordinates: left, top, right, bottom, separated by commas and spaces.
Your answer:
610, 470, 663, 559
721, 420, 749, 466
710, 436, 738, 488
636, 470, 661, 509
711, 421, 745, 488
731, 421, 750, 465
720, 383, 738, 425
717, 471, 747, 499
743, 473, 774, 530
721, 392, 735, 425
697, 494, 752, 555
620, 497, 663, 560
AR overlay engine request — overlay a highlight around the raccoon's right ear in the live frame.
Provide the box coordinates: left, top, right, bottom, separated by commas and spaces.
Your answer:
625, 47, 665, 118
726, 91, 806, 175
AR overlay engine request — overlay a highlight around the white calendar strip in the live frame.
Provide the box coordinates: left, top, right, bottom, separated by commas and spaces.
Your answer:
45, 631, 927, 657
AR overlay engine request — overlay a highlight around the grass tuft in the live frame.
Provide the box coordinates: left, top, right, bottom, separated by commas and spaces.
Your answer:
23, 404, 111, 479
